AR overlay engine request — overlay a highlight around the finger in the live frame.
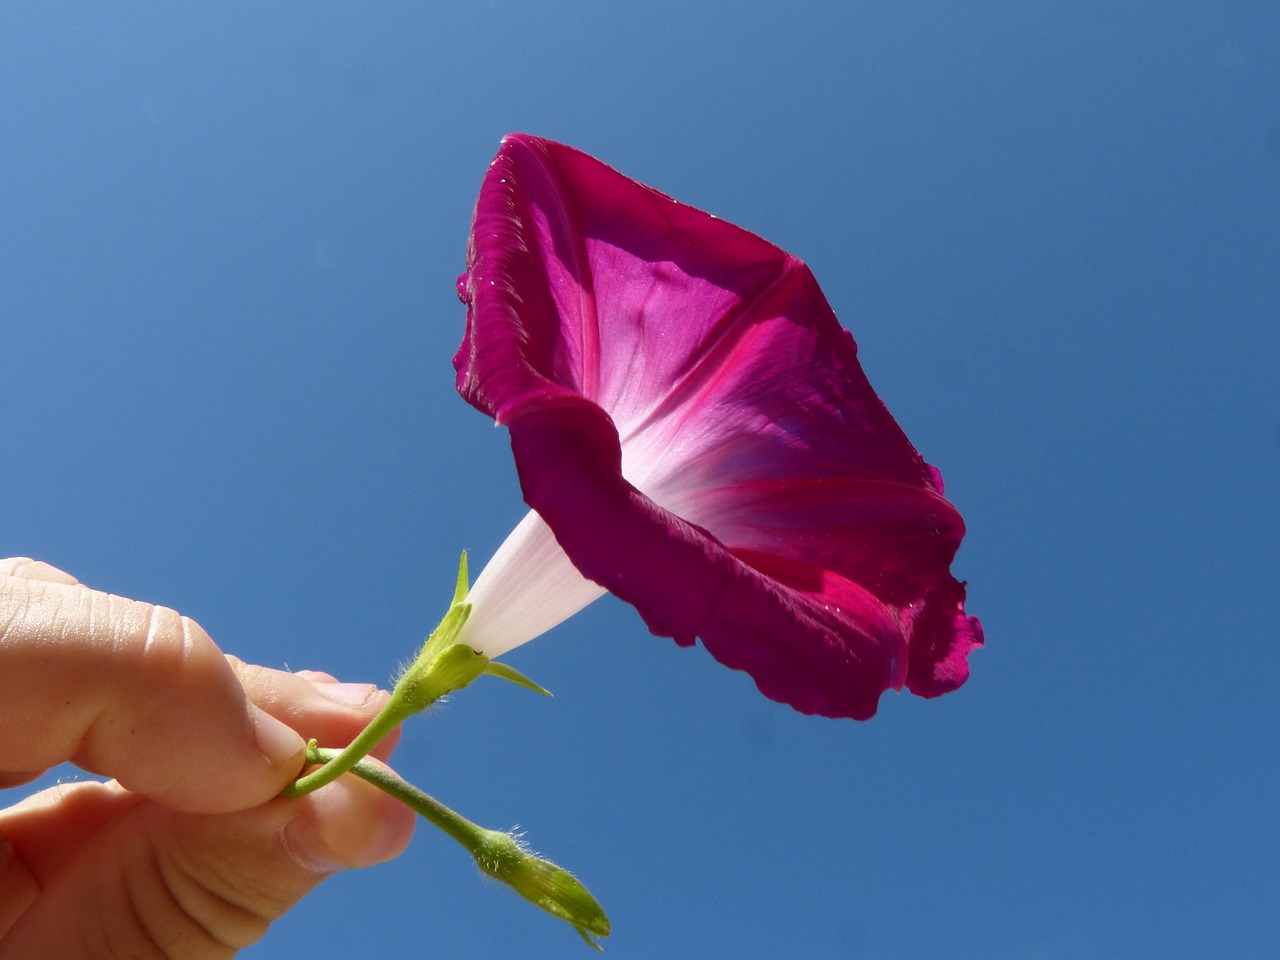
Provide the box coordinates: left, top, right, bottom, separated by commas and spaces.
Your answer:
0, 771, 415, 958
0, 772, 41, 790
0, 781, 140, 898
0, 558, 80, 585
0, 781, 139, 940
0, 659, 405, 893
227, 660, 401, 762
0, 575, 305, 814
0, 832, 39, 938
0, 838, 36, 941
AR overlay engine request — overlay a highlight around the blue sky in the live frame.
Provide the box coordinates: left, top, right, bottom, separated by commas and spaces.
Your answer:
3, 2, 1278, 957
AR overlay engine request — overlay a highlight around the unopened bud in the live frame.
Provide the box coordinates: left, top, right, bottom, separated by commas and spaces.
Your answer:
473, 828, 610, 949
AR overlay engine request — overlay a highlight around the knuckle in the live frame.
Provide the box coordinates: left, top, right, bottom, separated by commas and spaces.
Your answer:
0, 557, 36, 577
115, 601, 223, 690
152, 833, 285, 954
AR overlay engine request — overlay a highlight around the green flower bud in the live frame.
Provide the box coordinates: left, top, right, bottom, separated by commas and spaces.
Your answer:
473, 828, 611, 949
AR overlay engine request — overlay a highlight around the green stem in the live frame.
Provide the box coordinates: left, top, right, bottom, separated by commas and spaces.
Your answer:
277, 555, 605, 943
284, 554, 477, 799
308, 746, 610, 947
281, 700, 414, 798
309, 746, 478, 848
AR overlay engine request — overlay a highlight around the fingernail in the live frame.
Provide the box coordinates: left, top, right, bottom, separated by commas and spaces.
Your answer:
251, 705, 304, 767
308, 680, 379, 708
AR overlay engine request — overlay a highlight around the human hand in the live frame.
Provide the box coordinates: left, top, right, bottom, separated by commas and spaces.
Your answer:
0, 558, 416, 959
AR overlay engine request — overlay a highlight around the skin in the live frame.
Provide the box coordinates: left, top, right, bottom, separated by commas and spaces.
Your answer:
0, 558, 416, 959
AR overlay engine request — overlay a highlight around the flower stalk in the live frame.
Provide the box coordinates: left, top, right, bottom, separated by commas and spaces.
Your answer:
280, 555, 599, 944
284, 552, 546, 799
309, 745, 610, 949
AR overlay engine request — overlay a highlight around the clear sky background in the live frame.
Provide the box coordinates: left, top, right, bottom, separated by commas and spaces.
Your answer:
3, 2, 1278, 958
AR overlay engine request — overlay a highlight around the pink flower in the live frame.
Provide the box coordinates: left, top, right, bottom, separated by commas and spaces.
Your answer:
452, 134, 981, 720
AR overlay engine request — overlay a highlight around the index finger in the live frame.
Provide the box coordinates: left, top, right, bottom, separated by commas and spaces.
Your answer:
0, 568, 306, 814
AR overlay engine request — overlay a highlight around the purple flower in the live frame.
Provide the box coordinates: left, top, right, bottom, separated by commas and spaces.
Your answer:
452, 134, 982, 720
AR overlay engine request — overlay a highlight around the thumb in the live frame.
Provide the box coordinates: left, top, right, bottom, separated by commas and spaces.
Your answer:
0, 567, 304, 813
0, 772, 415, 958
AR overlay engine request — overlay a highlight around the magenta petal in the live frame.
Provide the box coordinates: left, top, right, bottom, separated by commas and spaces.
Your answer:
507, 403, 905, 718
456, 134, 982, 720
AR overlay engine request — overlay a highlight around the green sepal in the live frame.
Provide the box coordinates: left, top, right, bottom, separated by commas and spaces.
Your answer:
392, 552, 480, 713
451, 550, 470, 606
407, 641, 488, 704
483, 660, 553, 697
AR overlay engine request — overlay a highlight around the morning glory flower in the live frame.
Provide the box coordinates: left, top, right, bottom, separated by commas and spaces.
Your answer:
452, 134, 982, 720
